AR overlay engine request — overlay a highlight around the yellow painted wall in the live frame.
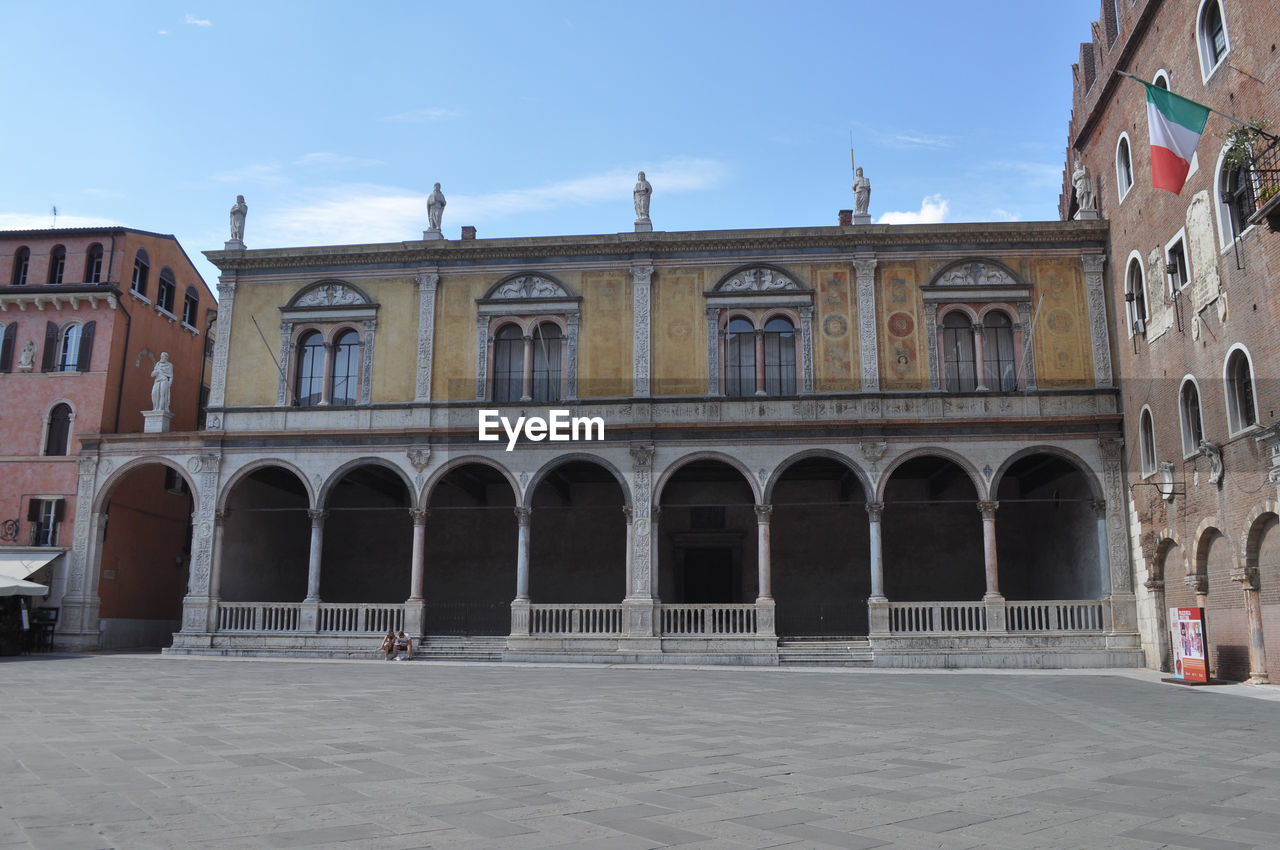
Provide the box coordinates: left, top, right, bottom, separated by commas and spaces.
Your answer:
1029, 258, 1091, 387
432, 275, 485, 402
651, 269, 707, 396
366, 278, 416, 402
224, 281, 297, 407
878, 261, 928, 390
812, 265, 858, 392
578, 270, 632, 398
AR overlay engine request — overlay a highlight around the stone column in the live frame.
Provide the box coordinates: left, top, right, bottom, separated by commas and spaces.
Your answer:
319, 342, 334, 405
210, 510, 228, 601
1092, 500, 1112, 598
414, 271, 439, 403
630, 264, 652, 398
972, 325, 988, 391
866, 501, 889, 638
979, 501, 1006, 632
1232, 567, 1271, 684
1082, 253, 1114, 388
304, 509, 326, 602
1145, 576, 1171, 672
753, 330, 766, 396
621, 446, 658, 647
852, 257, 879, 392
510, 507, 532, 638
405, 508, 428, 635
520, 335, 534, 402
755, 504, 775, 636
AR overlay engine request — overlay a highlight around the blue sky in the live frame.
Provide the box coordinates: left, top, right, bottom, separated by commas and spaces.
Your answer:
2, 1, 1098, 289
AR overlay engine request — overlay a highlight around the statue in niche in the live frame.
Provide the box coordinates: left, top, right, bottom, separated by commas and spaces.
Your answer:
634, 171, 652, 222
852, 166, 871, 215
17, 340, 36, 372
229, 195, 248, 242
150, 352, 173, 412
1072, 159, 1095, 212
427, 183, 446, 232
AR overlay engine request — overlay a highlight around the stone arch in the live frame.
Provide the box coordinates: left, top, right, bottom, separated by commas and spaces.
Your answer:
928, 257, 1024, 287
711, 263, 808, 292
527, 453, 632, 508
320, 456, 418, 510
1148, 528, 1182, 583
653, 450, 763, 507
763, 448, 871, 505
93, 455, 199, 515
989, 445, 1104, 503
876, 446, 986, 503
1193, 517, 1231, 576
420, 454, 520, 509
219, 457, 315, 511
1242, 501, 1280, 568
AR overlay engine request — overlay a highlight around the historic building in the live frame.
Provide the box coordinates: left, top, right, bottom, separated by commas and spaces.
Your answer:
1062, 0, 1280, 680
0, 227, 215, 648
55, 206, 1142, 666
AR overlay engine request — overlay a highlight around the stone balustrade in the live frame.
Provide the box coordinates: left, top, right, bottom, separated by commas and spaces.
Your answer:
528, 604, 622, 636
658, 604, 759, 636
887, 599, 1106, 635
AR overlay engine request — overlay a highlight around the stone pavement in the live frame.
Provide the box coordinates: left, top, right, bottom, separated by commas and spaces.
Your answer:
3, 656, 1280, 849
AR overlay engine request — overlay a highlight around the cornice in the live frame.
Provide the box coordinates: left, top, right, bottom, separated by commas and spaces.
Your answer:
204, 221, 1110, 274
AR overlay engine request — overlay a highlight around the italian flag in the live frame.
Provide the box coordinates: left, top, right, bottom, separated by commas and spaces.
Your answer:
1142, 80, 1210, 194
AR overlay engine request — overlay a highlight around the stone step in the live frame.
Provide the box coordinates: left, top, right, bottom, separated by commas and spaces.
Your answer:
777, 639, 874, 666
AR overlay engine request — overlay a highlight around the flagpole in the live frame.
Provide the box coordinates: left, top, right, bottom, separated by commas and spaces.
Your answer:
1116, 71, 1279, 141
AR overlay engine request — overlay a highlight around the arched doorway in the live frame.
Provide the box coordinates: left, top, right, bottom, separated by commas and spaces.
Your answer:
422, 462, 517, 634
529, 460, 626, 603
1251, 514, 1280, 676
97, 462, 194, 648
320, 464, 412, 603
994, 453, 1101, 600
1201, 529, 1247, 680
771, 456, 869, 635
220, 465, 310, 602
882, 455, 983, 601
658, 459, 757, 603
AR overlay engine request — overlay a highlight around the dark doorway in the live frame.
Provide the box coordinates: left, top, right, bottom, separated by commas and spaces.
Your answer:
682, 547, 734, 602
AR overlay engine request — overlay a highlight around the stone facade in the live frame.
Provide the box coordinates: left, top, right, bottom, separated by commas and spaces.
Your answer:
1063, 0, 1280, 680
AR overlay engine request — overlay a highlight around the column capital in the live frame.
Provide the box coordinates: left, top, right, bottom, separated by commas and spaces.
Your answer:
1185, 573, 1208, 595
865, 501, 885, 521
514, 506, 532, 526
977, 500, 998, 517
622, 505, 634, 522
630, 444, 655, 469
754, 504, 773, 522
409, 507, 429, 525
1231, 567, 1259, 590
1143, 577, 1164, 592
214, 509, 229, 525
307, 509, 328, 525
1090, 499, 1107, 518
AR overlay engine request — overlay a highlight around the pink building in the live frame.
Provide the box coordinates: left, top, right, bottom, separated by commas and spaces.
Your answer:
0, 227, 214, 649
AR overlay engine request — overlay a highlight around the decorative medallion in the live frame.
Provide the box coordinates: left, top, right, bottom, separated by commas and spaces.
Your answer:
823, 315, 848, 337
886, 311, 915, 338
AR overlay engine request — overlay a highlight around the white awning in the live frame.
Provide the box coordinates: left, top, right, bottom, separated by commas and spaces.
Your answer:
0, 576, 48, 597
0, 552, 59, 580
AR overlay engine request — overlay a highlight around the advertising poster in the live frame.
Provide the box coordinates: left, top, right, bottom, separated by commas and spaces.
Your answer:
1169, 607, 1207, 683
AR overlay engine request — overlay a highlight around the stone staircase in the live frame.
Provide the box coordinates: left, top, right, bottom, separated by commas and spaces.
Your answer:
777, 638, 875, 666
410, 636, 507, 662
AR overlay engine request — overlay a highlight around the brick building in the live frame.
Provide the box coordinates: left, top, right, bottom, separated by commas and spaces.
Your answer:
0, 228, 215, 648
1062, 0, 1280, 680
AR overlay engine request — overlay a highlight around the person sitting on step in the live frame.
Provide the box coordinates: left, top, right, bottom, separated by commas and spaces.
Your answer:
393, 630, 413, 661
380, 629, 395, 661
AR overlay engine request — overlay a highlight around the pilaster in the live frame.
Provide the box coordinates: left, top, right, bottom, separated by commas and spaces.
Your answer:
852, 257, 879, 391
414, 271, 439, 403
631, 264, 652, 398
1082, 253, 1114, 388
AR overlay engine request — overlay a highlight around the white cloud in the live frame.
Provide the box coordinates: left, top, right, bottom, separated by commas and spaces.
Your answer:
158, 29, 170, 35
293, 152, 387, 169
258, 158, 730, 246
881, 131, 953, 150
0, 212, 121, 230
990, 207, 1019, 222
878, 194, 950, 225
383, 107, 462, 124
186, 14, 211, 26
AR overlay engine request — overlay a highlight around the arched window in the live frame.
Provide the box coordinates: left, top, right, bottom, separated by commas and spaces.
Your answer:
982, 311, 1017, 391
58, 324, 82, 372
1153, 70, 1171, 90
725, 317, 756, 397
1219, 155, 1255, 243
1125, 255, 1147, 334
1180, 378, 1204, 456
330, 329, 360, 406
47, 245, 66, 284
11, 247, 30, 285
294, 331, 324, 407
762, 316, 796, 396
1197, 0, 1229, 79
1139, 408, 1156, 477
182, 285, 199, 326
131, 248, 150, 296
1225, 347, 1258, 433
492, 324, 524, 403
942, 312, 977, 392
44, 403, 72, 456
0, 322, 12, 372
1116, 135, 1134, 200
530, 323, 562, 403
84, 243, 104, 283
157, 267, 177, 313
